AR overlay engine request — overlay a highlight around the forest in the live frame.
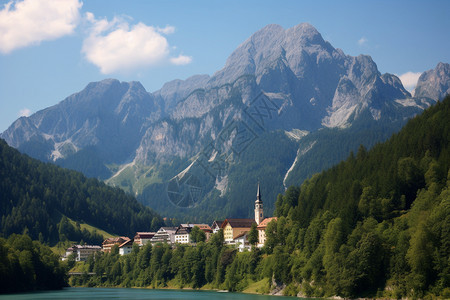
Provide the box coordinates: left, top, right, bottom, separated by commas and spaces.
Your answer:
0, 234, 67, 293
0, 138, 164, 245
69, 96, 450, 299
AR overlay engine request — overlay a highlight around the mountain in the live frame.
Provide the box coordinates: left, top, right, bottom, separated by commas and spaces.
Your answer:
0, 138, 164, 245
1, 23, 447, 222
414, 62, 450, 100
1, 79, 161, 178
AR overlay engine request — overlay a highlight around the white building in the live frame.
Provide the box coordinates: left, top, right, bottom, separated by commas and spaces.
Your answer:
211, 221, 224, 234
234, 231, 251, 252
134, 232, 155, 246
150, 227, 177, 244
174, 226, 191, 244
174, 224, 213, 244
63, 245, 101, 261
119, 239, 134, 255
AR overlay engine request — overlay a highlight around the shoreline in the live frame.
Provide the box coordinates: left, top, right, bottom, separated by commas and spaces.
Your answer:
67, 284, 282, 297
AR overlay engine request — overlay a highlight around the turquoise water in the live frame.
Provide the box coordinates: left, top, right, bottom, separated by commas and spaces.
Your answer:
0, 287, 303, 299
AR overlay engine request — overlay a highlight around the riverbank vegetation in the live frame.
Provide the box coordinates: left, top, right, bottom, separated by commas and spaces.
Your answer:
0, 234, 67, 293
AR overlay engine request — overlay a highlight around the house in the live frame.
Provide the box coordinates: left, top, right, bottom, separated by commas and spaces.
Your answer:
221, 183, 268, 244
194, 224, 213, 241
102, 237, 130, 252
119, 239, 134, 255
134, 232, 155, 246
211, 220, 224, 234
150, 227, 177, 244
174, 224, 213, 244
63, 245, 101, 261
174, 225, 192, 244
257, 217, 277, 247
221, 218, 255, 244
233, 231, 251, 252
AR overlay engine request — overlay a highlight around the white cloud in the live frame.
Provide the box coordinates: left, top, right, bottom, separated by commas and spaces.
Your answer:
18, 108, 31, 117
157, 26, 175, 35
398, 71, 422, 94
170, 55, 192, 65
358, 37, 368, 46
0, 0, 82, 54
82, 13, 191, 74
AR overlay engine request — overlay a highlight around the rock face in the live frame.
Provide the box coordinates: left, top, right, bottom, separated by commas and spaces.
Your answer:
0, 23, 446, 220
414, 62, 450, 100
1, 79, 161, 163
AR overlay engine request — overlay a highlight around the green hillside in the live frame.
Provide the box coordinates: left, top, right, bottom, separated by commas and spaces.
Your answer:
272, 96, 450, 297
0, 139, 164, 245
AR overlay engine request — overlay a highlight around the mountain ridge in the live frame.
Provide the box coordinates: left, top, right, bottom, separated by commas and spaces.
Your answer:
1, 23, 448, 221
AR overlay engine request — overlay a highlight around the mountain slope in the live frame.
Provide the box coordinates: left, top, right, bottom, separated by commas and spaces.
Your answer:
0, 138, 164, 244
1, 23, 447, 222
1, 79, 161, 178
414, 62, 450, 100
273, 95, 450, 297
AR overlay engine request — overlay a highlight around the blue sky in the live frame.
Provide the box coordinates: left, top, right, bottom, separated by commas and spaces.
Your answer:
0, 0, 449, 132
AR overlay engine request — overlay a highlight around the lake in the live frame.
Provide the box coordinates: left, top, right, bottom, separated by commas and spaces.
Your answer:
0, 287, 304, 299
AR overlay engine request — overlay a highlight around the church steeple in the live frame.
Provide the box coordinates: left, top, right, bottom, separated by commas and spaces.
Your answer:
255, 182, 263, 225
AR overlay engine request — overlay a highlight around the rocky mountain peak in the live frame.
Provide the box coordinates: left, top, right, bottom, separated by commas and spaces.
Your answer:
154, 74, 211, 113
414, 62, 450, 100
0, 78, 160, 164
209, 23, 331, 87
285, 22, 324, 45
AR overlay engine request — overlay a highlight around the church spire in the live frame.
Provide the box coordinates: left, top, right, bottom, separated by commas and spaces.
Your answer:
256, 182, 262, 202
255, 182, 263, 225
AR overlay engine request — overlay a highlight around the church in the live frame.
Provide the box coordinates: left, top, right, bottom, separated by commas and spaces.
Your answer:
220, 183, 277, 250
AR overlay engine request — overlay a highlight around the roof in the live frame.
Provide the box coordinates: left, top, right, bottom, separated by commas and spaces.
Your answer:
177, 224, 211, 232
233, 231, 249, 240
194, 224, 212, 232
70, 245, 101, 250
102, 236, 130, 245
159, 227, 177, 233
175, 227, 191, 235
179, 224, 194, 228
221, 218, 256, 229
212, 220, 224, 228
134, 232, 155, 239
119, 239, 134, 248
257, 217, 277, 229
194, 224, 211, 230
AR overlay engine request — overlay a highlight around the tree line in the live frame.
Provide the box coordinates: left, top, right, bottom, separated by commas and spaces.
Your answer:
69, 231, 269, 293
0, 234, 66, 293
0, 138, 164, 245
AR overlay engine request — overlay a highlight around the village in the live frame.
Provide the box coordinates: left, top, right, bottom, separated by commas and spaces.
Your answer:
63, 183, 277, 261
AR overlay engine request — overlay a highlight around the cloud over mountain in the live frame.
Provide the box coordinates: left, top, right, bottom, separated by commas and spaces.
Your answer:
82, 13, 191, 74
18, 108, 31, 117
0, 0, 82, 54
399, 71, 422, 94
358, 37, 368, 46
